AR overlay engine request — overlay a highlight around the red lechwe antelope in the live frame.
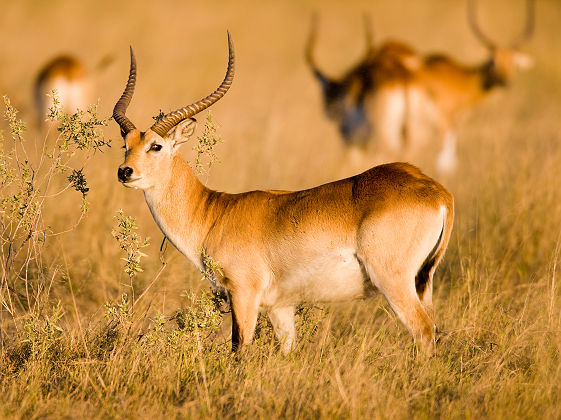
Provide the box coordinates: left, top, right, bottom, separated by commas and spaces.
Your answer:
34, 55, 91, 126
405, 0, 535, 173
113, 34, 454, 354
306, 15, 417, 153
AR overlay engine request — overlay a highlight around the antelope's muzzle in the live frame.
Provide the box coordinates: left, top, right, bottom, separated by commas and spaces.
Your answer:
118, 166, 134, 183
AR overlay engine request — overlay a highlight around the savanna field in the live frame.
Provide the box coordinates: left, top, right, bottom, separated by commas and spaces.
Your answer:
1, 0, 561, 418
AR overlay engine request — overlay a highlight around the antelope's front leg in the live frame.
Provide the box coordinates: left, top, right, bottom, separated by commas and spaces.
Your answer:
229, 285, 262, 352
268, 306, 296, 354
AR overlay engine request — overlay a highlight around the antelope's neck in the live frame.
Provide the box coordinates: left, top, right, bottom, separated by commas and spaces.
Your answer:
143, 155, 215, 271
478, 59, 506, 92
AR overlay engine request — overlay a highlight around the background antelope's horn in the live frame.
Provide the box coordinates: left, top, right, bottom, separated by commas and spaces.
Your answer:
305, 14, 326, 79
113, 46, 137, 135
511, 0, 535, 48
150, 32, 235, 137
467, 0, 497, 49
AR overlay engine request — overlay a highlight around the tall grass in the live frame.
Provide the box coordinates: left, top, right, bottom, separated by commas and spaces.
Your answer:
0, 0, 560, 418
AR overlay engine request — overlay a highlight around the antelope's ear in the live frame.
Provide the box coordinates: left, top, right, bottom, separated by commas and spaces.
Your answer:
167, 118, 197, 148
513, 52, 533, 70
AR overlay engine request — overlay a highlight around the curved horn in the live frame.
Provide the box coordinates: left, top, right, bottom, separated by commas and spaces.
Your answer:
510, 0, 535, 48
305, 14, 326, 79
150, 32, 235, 137
113, 46, 137, 135
467, 0, 497, 49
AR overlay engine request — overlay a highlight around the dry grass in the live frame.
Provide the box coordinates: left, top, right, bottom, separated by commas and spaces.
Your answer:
1, 0, 561, 418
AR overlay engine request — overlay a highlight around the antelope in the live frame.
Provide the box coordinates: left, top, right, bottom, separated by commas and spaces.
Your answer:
34, 55, 91, 126
406, 0, 535, 173
113, 34, 454, 354
306, 15, 418, 153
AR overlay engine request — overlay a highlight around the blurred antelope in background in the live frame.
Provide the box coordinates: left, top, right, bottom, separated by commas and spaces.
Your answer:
113, 34, 454, 354
34, 55, 92, 126
306, 15, 418, 154
406, 0, 535, 173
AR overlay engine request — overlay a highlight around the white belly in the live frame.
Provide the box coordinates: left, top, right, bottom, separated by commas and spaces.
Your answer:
261, 248, 375, 308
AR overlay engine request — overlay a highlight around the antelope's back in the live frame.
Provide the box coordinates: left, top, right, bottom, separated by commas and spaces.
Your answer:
262, 162, 450, 238
34, 55, 89, 123
370, 41, 420, 86
351, 163, 452, 212
36, 56, 86, 84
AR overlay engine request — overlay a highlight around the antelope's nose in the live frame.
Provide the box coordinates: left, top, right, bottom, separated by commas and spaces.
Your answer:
118, 166, 133, 182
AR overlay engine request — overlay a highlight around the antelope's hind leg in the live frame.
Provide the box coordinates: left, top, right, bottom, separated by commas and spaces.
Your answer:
360, 253, 436, 352
268, 306, 296, 354
372, 86, 407, 157
357, 211, 443, 353
436, 129, 458, 174
376, 272, 435, 353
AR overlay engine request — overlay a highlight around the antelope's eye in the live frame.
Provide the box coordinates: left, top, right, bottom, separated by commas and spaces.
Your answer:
150, 144, 162, 152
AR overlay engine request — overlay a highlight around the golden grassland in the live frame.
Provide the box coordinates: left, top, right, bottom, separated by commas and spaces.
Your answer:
1, 0, 561, 418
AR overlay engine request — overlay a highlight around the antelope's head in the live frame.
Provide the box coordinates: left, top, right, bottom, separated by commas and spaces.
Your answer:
306, 15, 375, 147
468, 0, 534, 88
113, 34, 234, 190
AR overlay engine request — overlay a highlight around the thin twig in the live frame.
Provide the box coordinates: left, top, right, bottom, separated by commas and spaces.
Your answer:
133, 236, 168, 308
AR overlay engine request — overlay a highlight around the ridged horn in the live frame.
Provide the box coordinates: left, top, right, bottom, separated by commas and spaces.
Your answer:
113, 46, 137, 136
150, 32, 235, 137
467, 0, 497, 49
510, 0, 535, 48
